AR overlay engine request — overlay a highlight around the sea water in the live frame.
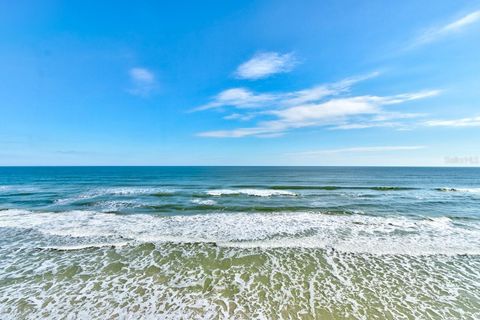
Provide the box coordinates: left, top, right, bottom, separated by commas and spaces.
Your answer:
0, 167, 479, 319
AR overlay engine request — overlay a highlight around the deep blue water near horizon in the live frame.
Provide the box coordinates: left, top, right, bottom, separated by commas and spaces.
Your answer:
1, 166, 479, 218
1, 166, 480, 318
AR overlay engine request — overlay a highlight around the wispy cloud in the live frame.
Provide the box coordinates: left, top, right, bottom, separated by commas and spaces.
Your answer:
197, 82, 439, 138
194, 88, 277, 111
234, 52, 298, 80
223, 113, 256, 121
128, 67, 157, 97
413, 10, 480, 46
424, 116, 480, 127
282, 71, 380, 106
331, 112, 427, 130
332, 122, 402, 130
194, 71, 380, 112
291, 145, 426, 156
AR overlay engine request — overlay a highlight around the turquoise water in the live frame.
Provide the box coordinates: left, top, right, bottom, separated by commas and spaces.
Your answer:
1, 167, 480, 319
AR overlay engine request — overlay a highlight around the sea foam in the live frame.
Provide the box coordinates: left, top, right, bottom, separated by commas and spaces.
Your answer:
191, 199, 217, 206
206, 188, 296, 197
1, 209, 479, 256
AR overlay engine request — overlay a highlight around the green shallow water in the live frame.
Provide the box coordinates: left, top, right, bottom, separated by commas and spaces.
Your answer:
1, 242, 479, 319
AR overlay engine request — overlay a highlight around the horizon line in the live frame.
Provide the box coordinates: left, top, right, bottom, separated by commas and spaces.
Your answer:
0, 165, 479, 168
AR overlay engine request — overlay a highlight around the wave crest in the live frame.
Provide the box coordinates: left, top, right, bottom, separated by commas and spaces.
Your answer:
436, 187, 480, 193
207, 189, 296, 197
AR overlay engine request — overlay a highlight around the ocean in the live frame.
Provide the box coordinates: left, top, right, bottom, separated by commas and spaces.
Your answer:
0, 166, 479, 319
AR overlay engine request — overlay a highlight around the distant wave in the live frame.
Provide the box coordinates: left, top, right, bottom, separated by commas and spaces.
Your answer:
206, 189, 297, 197
55, 187, 175, 204
95, 187, 176, 196
234, 185, 417, 191
1, 209, 479, 256
0, 185, 38, 195
435, 187, 480, 193
190, 199, 217, 206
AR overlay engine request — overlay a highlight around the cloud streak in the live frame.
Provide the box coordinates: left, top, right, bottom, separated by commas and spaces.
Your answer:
194, 88, 277, 111
291, 146, 426, 156
424, 116, 480, 127
194, 71, 380, 112
413, 10, 480, 46
234, 52, 297, 80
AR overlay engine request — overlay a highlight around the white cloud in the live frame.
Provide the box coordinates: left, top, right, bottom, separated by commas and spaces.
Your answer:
194, 72, 381, 112
291, 146, 426, 156
424, 116, 480, 127
441, 10, 480, 31
235, 52, 297, 80
198, 89, 439, 138
270, 96, 381, 124
128, 67, 157, 97
194, 88, 276, 111
194, 70, 440, 138
414, 10, 480, 45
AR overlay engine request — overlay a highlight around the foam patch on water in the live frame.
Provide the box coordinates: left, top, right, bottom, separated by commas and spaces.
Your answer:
191, 199, 217, 206
0, 209, 479, 256
207, 189, 296, 197
40, 241, 129, 251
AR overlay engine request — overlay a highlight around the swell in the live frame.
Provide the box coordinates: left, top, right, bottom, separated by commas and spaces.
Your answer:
233, 185, 418, 191
143, 204, 360, 214
54, 188, 176, 204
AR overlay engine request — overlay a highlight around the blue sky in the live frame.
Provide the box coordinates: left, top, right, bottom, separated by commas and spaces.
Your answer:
1, 0, 479, 165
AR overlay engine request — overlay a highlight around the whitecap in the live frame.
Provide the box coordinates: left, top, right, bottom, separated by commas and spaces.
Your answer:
55, 187, 175, 204
436, 187, 480, 193
40, 241, 129, 251
207, 188, 296, 197
191, 199, 217, 206
100, 187, 174, 195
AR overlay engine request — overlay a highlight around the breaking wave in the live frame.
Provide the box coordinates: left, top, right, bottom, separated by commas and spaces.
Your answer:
55, 187, 175, 204
1, 209, 479, 256
435, 187, 480, 193
206, 189, 297, 197
234, 185, 418, 191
